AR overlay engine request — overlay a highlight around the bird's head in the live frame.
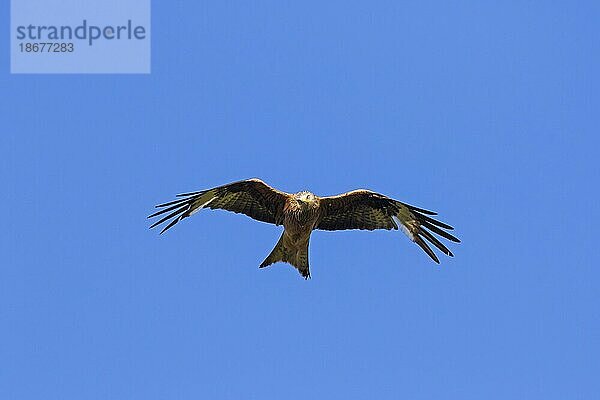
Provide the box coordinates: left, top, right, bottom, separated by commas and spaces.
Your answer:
295, 191, 317, 207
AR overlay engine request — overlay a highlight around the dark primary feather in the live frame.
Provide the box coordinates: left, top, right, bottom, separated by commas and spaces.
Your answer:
414, 236, 439, 263
316, 190, 459, 263
148, 178, 289, 234
176, 191, 203, 197
149, 204, 189, 229
418, 227, 453, 257
419, 219, 460, 243
415, 212, 454, 230
398, 201, 437, 216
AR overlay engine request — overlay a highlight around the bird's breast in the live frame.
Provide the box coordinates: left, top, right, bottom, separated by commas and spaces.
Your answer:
283, 207, 319, 234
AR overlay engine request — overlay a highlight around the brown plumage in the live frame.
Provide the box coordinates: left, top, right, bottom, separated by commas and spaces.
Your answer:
148, 178, 460, 279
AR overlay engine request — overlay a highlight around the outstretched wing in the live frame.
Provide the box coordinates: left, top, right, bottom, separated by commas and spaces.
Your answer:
317, 190, 460, 263
148, 178, 290, 234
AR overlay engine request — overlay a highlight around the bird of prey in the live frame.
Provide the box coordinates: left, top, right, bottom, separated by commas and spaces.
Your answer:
148, 178, 459, 279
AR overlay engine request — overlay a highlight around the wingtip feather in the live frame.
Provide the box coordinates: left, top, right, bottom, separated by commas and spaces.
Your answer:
414, 236, 440, 263
419, 228, 454, 257
159, 216, 182, 234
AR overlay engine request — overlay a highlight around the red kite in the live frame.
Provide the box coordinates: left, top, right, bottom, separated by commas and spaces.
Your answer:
149, 178, 459, 279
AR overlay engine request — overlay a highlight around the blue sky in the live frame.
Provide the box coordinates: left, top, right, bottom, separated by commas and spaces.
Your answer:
2, 1, 599, 399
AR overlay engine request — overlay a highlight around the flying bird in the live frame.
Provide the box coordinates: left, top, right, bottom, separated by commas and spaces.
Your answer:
148, 178, 459, 279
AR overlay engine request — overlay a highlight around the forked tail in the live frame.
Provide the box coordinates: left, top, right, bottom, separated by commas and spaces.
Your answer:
260, 233, 311, 279
260, 233, 287, 268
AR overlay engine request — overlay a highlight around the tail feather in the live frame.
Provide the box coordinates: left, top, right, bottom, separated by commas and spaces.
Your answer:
294, 246, 310, 279
260, 233, 311, 279
260, 234, 286, 268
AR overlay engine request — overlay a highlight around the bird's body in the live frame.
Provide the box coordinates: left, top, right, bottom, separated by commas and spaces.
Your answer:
149, 179, 459, 279
261, 191, 321, 277
283, 192, 321, 234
